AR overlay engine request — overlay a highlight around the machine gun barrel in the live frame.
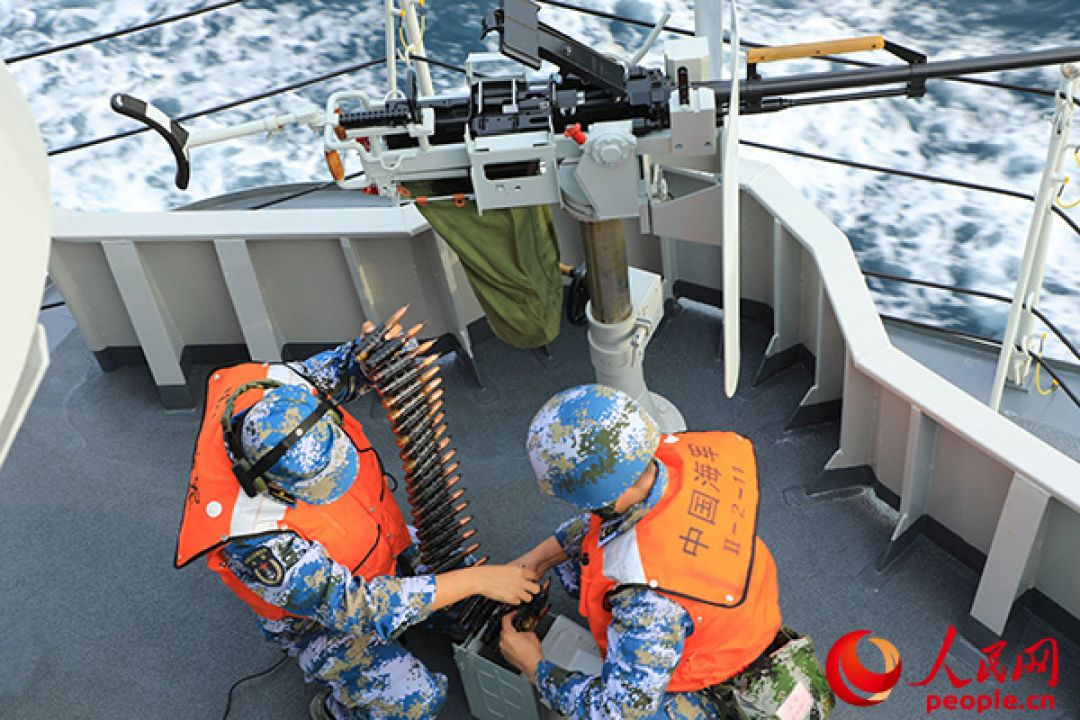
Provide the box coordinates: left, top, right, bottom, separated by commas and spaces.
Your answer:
370, 45, 1080, 156
709, 46, 1080, 113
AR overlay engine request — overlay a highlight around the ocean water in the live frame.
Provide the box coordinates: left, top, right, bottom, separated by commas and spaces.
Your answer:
2, 0, 1079, 361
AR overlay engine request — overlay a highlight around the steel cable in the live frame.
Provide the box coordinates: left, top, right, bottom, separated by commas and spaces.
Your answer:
5, 0, 246, 65
48, 57, 386, 156
745, 141, 1080, 362
865, 271, 1080, 365
533, 0, 1079, 105
739, 139, 1080, 240
1031, 354, 1080, 409
247, 171, 364, 210
880, 314, 1080, 411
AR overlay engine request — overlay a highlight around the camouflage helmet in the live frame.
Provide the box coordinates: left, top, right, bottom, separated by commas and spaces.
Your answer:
526, 384, 660, 509
238, 384, 358, 505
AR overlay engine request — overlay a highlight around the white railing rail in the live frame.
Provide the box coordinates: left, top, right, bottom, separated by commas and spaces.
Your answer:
742, 159, 1080, 640
50, 202, 481, 407
645, 154, 1080, 639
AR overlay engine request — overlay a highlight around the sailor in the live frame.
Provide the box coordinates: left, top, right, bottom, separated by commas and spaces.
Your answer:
175, 329, 539, 720
499, 384, 834, 719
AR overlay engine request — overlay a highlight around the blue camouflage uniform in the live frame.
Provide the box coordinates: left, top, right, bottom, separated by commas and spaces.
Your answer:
220, 341, 448, 720
537, 461, 717, 720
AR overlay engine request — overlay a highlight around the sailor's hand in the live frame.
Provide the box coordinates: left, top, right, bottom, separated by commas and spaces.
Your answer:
472, 564, 541, 605
499, 613, 544, 683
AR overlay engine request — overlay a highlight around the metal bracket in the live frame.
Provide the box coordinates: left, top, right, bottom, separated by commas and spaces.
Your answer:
569, 121, 640, 220
482, 0, 627, 97
466, 130, 559, 212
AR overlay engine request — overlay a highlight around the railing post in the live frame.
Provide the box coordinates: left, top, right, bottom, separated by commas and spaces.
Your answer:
990, 65, 1079, 411
694, 0, 725, 82
401, 0, 434, 97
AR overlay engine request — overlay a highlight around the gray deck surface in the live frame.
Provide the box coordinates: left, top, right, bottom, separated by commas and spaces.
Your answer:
886, 321, 1080, 464
2, 302, 1078, 719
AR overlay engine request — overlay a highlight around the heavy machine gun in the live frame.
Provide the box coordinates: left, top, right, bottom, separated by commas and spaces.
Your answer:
336, 2, 1080, 140
111, 0, 1080, 417
115, 0, 1080, 201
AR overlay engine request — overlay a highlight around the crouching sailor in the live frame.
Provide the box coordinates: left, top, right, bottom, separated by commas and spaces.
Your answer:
499, 384, 835, 719
176, 329, 538, 720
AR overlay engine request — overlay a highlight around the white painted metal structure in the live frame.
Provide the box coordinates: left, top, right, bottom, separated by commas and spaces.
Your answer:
400, 0, 435, 98
49, 156, 1080, 640
990, 64, 1080, 411
50, 203, 481, 407
694, 0, 725, 82
733, 160, 1080, 640
720, 0, 741, 398
0, 62, 51, 469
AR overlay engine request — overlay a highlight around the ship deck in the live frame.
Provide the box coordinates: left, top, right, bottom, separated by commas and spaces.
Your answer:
3, 299, 1078, 719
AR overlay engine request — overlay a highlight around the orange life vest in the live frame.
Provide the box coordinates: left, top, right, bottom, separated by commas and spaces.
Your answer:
578, 431, 782, 692
175, 363, 411, 620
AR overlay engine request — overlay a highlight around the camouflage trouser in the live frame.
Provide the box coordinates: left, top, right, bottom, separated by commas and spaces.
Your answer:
703, 628, 835, 719
295, 627, 448, 720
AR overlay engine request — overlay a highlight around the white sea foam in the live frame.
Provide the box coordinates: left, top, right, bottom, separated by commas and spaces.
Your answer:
2, 0, 1078, 362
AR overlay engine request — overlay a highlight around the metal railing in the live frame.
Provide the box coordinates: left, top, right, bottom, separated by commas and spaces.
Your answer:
728, 157, 1080, 642
866, 270, 1080, 410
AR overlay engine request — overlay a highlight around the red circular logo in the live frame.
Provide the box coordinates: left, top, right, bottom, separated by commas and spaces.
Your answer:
826, 630, 903, 706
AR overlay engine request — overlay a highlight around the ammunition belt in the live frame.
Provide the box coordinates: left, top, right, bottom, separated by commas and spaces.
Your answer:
356, 308, 501, 640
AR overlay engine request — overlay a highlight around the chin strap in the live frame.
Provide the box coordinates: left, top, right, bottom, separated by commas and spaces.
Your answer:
221, 379, 337, 499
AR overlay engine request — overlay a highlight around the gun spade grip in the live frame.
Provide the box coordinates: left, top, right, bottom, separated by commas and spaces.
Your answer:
110, 93, 191, 189
746, 36, 885, 65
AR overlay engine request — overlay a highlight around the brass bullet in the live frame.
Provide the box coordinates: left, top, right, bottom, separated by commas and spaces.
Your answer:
414, 499, 468, 528
405, 467, 454, 497
412, 485, 464, 517
410, 474, 461, 506
373, 355, 416, 384
418, 513, 473, 546
367, 338, 405, 369
416, 366, 440, 387
354, 306, 407, 359
381, 365, 422, 396
405, 461, 445, 492
411, 339, 437, 357
399, 428, 435, 459
402, 323, 424, 341
420, 527, 472, 558
394, 410, 434, 438
404, 439, 447, 477
403, 434, 450, 471
430, 542, 482, 574
386, 305, 410, 328
389, 391, 427, 421
408, 474, 458, 506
